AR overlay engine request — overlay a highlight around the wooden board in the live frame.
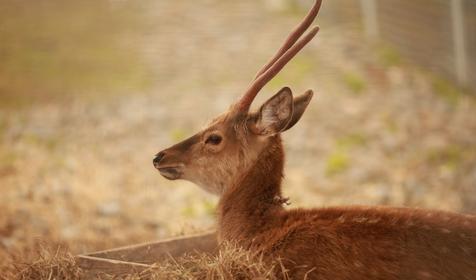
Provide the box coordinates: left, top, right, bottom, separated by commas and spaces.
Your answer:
76, 231, 217, 277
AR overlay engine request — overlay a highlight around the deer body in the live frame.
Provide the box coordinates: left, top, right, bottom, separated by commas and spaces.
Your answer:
153, 1, 476, 279
217, 135, 476, 279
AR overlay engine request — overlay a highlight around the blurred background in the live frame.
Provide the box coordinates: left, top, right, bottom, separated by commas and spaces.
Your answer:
1, 0, 475, 265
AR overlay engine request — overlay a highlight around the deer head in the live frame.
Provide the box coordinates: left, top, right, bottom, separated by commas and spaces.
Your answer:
153, 0, 321, 195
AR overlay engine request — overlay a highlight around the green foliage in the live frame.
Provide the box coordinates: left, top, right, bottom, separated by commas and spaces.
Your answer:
0, 0, 153, 107
0, 119, 6, 139
170, 129, 188, 142
0, 150, 17, 167
377, 46, 402, 68
383, 115, 399, 134
336, 133, 367, 149
267, 55, 316, 91
432, 77, 462, 106
325, 150, 349, 177
22, 133, 59, 152
203, 200, 217, 216
427, 145, 464, 171
181, 199, 216, 218
271, 0, 305, 17
342, 72, 366, 94
181, 205, 197, 218
326, 132, 368, 177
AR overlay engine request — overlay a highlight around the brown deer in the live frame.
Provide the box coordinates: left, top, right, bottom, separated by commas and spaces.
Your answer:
153, 1, 476, 279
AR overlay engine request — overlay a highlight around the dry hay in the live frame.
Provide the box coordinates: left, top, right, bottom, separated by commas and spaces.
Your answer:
144, 243, 286, 280
2, 243, 287, 280
1, 244, 81, 280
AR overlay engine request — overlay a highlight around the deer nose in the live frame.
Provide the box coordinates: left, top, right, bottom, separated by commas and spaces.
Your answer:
153, 151, 166, 168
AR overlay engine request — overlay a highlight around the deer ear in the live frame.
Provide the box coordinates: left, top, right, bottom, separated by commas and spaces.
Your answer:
282, 89, 313, 131
250, 87, 294, 136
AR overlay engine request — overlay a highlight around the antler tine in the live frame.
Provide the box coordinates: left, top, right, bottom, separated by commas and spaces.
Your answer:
237, 0, 322, 112
254, 0, 322, 79
238, 26, 319, 111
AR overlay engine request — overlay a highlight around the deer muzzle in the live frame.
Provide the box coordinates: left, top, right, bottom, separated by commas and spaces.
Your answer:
153, 151, 183, 180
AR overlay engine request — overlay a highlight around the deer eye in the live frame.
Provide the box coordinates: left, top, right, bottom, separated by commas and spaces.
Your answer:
205, 134, 222, 145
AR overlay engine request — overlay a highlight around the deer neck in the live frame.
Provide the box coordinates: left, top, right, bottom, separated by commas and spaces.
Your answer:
217, 135, 285, 243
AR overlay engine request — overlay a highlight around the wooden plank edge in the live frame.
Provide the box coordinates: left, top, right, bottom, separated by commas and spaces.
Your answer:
76, 254, 152, 277
82, 230, 216, 258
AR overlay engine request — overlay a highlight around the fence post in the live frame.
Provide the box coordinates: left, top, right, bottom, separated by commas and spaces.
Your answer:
360, 0, 379, 39
450, 0, 469, 86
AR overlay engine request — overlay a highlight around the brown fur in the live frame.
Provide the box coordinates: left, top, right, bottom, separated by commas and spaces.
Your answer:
216, 135, 476, 279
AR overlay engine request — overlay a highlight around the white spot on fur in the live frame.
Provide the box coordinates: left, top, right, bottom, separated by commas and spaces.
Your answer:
337, 216, 346, 223
367, 218, 380, 224
440, 228, 451, 234
353, 217, 367, 223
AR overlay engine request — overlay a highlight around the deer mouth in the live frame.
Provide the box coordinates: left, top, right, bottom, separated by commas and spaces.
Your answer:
157, 166, 183, 180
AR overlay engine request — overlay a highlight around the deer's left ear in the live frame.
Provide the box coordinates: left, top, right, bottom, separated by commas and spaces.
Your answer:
282, 89, 313, 132
250, 87, 294, 136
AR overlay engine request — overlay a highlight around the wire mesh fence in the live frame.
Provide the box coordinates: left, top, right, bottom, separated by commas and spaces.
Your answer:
318, 0, 475, 91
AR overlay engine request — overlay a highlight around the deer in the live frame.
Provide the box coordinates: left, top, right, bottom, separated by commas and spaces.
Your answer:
153, 1, 476, 279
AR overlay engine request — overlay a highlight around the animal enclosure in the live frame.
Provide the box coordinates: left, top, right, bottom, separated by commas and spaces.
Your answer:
323, 0, 476, 90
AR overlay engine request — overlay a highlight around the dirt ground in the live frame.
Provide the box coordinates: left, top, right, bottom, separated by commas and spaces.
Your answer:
1, 0, 475, 276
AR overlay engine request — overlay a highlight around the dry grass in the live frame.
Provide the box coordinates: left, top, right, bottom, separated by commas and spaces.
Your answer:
4, 243, 286, 280
146, 244, 284, 280
2, 244, 81, 280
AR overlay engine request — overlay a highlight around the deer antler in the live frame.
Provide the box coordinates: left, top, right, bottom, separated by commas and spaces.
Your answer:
237, 0, 322, 112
